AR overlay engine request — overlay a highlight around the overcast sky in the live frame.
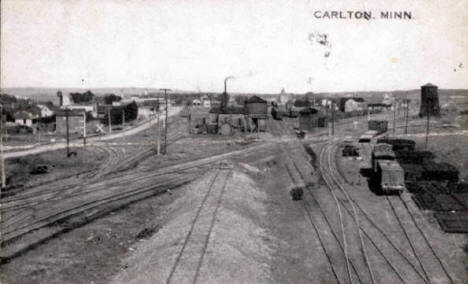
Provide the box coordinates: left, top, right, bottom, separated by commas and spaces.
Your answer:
1, 0, 467, 93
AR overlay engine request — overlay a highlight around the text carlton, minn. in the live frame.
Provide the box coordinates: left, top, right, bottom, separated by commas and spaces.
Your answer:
313, 10, 413, 20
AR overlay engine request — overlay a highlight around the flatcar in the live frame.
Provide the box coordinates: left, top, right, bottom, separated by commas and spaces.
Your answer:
375, 160, 405, 194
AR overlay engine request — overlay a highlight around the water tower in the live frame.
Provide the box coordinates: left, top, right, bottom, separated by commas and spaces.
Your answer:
419, 83, 440, 117
57, 90, 63, 106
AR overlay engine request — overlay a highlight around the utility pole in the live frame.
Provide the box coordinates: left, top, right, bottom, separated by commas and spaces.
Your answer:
66, 109, 70, 157
37, 113, 41, 144
187, 103, 191, 134
159, 88, 171, 154
393, 99, 397, 137
155, 102, 161, 155
425, 101, 430, 149
83, 112, 87, 147
404, 99, 409, 135
122, 109, 125, 130
107, 106, 112, 134
331, 100, 335, 136
0, 105, 6, 188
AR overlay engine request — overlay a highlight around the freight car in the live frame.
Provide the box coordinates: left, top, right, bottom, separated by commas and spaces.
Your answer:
371, 143, 395, 171
359, 142, 373, 175
374, 160, 405, 194
368, 120, 388, 134
358, 130, 379, 143
377, 138, 416, 151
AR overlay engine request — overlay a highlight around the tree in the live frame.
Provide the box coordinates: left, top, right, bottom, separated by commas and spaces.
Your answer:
125, 101, 138, 121
104, 94, 122, 105
102, 101, 138, 125
70, 90, 94, 103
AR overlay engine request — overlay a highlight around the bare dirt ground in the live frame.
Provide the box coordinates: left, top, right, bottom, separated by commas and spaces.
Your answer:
1, 108, 467, 284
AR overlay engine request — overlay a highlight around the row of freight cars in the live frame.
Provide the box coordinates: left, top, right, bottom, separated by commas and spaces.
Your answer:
357, 120, 407, 195
359, 136, 460, 195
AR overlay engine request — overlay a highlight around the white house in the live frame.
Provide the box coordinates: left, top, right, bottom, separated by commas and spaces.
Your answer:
192, 99, 202, 106
37, 104, 55, 117
202, 100, 211, 108
14, 111, 36, 127
344, 98, 365, 112
383, 93, 394, 106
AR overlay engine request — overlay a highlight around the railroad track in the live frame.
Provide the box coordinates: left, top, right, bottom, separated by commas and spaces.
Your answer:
1, 117, 194, 208
0, 173, 198, 262
320, 141, 445, 283
386, 195, 455, 283
320, 142, 376, 284
166, 169, 232, 284
1, 142, 276, 261
1, 141, 274, 211
283, 154, 352, 284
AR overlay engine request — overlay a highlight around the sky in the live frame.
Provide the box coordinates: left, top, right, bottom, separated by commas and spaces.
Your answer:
1, 0, 467, 93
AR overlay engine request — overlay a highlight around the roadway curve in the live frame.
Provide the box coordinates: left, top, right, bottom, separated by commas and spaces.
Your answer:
4, 106, 183, 159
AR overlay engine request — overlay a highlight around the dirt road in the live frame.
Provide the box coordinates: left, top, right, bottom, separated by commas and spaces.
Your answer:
3, 107, 182, 159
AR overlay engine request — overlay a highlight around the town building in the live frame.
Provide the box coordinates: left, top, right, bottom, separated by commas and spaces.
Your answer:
192, 99, 202, 106
344, 98, 366, 112
37, 104, 55, 117
14, 111, 36, 127
55, 109, 85, 135
338, 97, 365, 112
278, 88, 293, 105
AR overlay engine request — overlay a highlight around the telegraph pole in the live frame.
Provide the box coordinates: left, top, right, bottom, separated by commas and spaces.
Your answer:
107, 106, 112, 134
159, 88, 171, 154
154, 102, 161, 155
83, 112, 87, 147
425, 102, 430, 149
187, 102, 192, 134
0, 105, 6, 188
37, 113, 41, 144
122, 109, 125, 130
66, 109, 70, 157
404, 99, 409, 135
393, 99, 397, 137
331, 100, 335, 136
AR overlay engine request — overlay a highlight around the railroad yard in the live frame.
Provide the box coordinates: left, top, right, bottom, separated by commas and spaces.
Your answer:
1, 91, 467, 284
